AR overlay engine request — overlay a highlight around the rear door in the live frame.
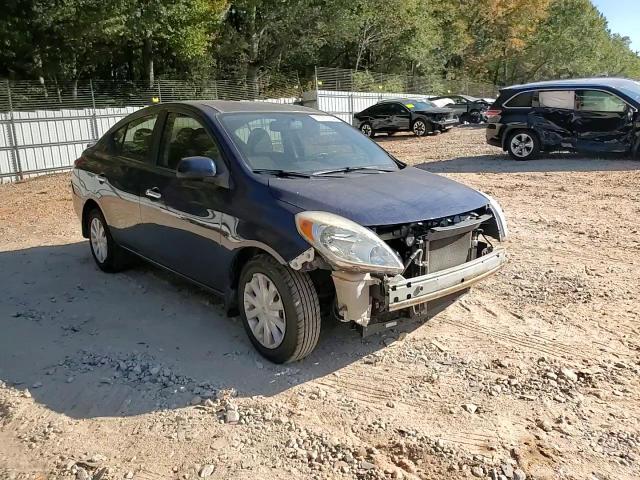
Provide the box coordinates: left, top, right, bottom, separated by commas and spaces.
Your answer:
573, 89, 634, 153
138, 107, 229, 291
531, 90, 576, 149
369, 104, 393, 131
90, 112, 160, 249
389, 102, 411, 131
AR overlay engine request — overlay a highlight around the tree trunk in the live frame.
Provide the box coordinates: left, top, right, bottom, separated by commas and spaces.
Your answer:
142, 37, 154, 87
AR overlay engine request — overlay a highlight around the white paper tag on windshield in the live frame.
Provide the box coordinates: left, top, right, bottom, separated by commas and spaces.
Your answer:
310, 114, 341, 122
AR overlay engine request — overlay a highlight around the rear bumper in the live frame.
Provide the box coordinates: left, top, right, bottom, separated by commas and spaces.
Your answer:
486, 124, 503, 148
386, 248, 507, 311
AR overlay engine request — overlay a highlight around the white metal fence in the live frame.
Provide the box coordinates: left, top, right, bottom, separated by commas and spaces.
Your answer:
0, 68, 499, 183
0, 79, 301, 183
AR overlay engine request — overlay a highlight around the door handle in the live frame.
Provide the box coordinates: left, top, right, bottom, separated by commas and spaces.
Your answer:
96, 174, 107, 184
145, 188, 162, 200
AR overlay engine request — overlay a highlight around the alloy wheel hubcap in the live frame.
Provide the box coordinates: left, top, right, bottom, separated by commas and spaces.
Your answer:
361, 124, 372, 136
90, 217, 108, 263
511, 133, 534, 157
414, 122, 426, 135
243, 273, 286, 349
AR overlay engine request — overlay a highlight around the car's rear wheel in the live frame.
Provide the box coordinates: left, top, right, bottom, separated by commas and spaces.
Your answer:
239, 255, 321, 363
87, 208, 129, 272
359, 122, 374, 138
469, 110, 483, 124
507, 130, 540, 161
412, 119, 429, 137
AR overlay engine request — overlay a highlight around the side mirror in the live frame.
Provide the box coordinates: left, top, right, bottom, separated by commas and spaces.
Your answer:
176, 156, 230, 188
177, 156, 217, 179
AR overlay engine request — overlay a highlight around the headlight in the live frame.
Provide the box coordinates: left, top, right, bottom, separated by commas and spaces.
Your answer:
295, 211, 404, 274
479, 192, 508, 241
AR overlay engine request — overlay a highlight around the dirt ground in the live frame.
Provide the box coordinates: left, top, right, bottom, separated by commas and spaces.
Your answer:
1, 126, 639, 480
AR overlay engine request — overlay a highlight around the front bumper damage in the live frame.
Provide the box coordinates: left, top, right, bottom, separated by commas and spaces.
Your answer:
331, 248, 507, 333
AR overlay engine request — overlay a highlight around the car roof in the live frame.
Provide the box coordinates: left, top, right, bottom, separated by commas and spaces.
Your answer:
377, 98, 427, 104
503, 77, 638, 92
162, 100, 319, 114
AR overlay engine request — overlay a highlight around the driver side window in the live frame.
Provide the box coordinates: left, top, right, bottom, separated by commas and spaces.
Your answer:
159, 113, 222, 170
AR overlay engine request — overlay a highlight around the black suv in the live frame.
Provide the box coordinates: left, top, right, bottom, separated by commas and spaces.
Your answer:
486, 78, 640, 160
429, 95, 491, 124
352, 99, 457, 137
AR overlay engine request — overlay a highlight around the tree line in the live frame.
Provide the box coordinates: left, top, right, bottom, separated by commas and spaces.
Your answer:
2, 0, 639, 90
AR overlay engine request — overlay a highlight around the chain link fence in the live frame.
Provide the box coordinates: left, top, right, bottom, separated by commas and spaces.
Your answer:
0, 78, 302, 182
314, 67, 499, 98
0, 68, 500, 183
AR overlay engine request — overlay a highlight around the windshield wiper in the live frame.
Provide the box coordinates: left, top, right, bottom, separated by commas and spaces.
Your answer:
252, 169, 312, 178
312, 166, 395, 176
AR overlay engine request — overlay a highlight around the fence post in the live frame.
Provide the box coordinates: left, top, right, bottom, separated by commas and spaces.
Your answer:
157, 80, 162, 103
89, 79, 99, 140
6, 80, 23, 181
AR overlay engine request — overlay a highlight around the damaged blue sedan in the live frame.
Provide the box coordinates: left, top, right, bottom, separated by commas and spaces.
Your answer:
71, 101, 508, 363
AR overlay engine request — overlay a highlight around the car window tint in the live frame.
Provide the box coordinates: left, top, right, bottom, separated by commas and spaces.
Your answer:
121, 115, 157, 161
390, 103, 406, 114
538, 90, 575, 109
504, 91, 534, 107
99, 125, 126, 155
159, 113, 222, 170
377, 104, 393, 115
577, 90, 627, 113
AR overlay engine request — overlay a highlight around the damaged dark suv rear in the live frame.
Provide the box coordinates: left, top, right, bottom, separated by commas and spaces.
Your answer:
486, 78, 640, 160
72, 101, 507, 364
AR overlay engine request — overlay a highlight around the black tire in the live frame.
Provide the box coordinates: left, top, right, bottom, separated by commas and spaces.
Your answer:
412, 118, 430, 137
359, 122, 375, 138
459, 113, 470, 124
238, 255, 321, 363
86, 208, 130, 272
506, 129, 540, 161
469, 110, 483, 124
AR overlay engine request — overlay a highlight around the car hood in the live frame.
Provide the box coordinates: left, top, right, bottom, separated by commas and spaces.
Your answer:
268, 167, 489, 226
413, 107, 455, 115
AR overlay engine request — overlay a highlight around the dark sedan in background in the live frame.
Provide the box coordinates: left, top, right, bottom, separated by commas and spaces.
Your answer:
485, 77, 640, 160
430, 95, 491, 124
352, 98, 458, 137
72, 101, 507, 363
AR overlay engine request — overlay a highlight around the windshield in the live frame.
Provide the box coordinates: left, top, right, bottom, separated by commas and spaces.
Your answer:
219, 112, 399, 174
404, 101, 435, 110
618, 81, 640, 104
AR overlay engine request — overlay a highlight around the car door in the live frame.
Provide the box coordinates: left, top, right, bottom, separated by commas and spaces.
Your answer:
389, 103, 411, 131
370, 104, 393, 131
572, 89, 635, 153
90, 112, 161, 250
138, 108, 230, 291
530, 90, 576, 149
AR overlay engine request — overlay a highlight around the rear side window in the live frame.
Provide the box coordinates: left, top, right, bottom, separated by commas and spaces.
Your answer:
576, 90, 627, 113
98, 125, 126, 155
537, 90, 575, 109
121, 115, 158, 161
504, 91, 535, 108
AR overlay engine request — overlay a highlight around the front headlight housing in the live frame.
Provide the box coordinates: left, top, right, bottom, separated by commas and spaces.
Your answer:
295, 211, 404, 274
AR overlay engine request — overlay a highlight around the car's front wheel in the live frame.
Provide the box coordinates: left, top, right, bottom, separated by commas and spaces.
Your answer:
412, 119, 429, 137
239, 255, 321, 363
359, 122, 374, 138
507, 130, 540, 161
87, 208, 129, 272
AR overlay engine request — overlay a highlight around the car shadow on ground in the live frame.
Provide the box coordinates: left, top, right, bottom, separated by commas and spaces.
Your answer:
0, 242, 431, 420
415, 153, 640, 174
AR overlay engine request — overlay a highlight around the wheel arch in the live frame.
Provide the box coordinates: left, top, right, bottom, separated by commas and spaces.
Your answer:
501, 124, 537, 150
224, 246, 288, 315
81, 199, 101, 238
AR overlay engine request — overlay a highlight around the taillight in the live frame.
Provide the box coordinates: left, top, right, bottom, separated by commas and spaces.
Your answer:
485, 108, 502, 118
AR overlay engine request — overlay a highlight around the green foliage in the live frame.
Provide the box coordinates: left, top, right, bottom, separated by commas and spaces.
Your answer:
1, 0, 639, 88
